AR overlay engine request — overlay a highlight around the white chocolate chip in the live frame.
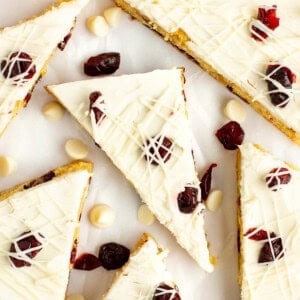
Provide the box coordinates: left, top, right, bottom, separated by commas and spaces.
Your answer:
103, 7, 122, 27
138, 204, 155, 225
224, 99, 247, 123
86, 16, 109, 37
206, 190, 223, 212
66, 294, 85, 300
42, 101, 65, 121
0, 156, 17, 177
89, 204, 115, 228
65, 139, 89, 160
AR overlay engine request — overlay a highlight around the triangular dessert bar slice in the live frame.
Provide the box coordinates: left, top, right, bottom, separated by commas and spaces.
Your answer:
238, 143, 300, 299
0, 0, 89, 136
0, 160, 93, 299
103, 233, 181, 299
46, 68, 213, 272
113, 1, 300, 144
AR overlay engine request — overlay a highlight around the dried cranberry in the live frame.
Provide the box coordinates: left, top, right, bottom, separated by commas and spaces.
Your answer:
244, 228, 276, 241
266, 64, 296, 108
153, 283, 181, 300
265, 167, 291, 191
215, 121, 245, 150
144, 136, 173, 165
24, 93, 32, 105
251, 5, 280, 41
23, 171, 55, 189
177, 186, 199, 213
74, 253, 101, 271
89, 91, 106, 124
70, 246, 77, 264
200, 163, 217, 201
98, 242, 130, 270
90, 91, 101, 103
258, 237, 284, 263
58, 32, 72, 51
9, 231, 44, 268
0, 52, 36, 83
84, 52, 120, 76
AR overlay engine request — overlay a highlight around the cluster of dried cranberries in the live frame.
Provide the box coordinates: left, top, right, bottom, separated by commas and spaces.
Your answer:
244, 228, 284, 263
250, 6, 297, 108
74, 242, 130, 271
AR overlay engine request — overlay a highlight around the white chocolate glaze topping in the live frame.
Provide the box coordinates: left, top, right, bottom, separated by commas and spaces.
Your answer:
47, 68, 213, 272
0, 0, 89, 135
239, 143, 300, 300
0, 169, 91, 300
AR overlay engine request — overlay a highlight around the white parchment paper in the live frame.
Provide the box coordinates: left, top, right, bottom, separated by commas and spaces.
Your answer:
1, 1, 300, 299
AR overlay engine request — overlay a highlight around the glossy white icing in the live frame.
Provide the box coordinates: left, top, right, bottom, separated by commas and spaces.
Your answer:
120, 0, 300, 137
103, 235, 177, 299
46, 69, 213, 272
239, 143, 300, 299
0, 0, 89, 135
0, 169, 91, 300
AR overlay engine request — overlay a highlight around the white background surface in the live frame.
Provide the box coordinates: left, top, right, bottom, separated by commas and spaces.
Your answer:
1, 1, 300, 299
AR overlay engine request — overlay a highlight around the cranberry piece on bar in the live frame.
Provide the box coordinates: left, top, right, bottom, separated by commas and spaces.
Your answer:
9, 231, 44, 268
265, 167, 291, 191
